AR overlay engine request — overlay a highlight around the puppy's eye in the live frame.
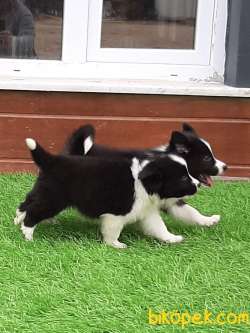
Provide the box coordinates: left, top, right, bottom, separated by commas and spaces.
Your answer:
203, 155, 212, 162
181, 175, 188, 182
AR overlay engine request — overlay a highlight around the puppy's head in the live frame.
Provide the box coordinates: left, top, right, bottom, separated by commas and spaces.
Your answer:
168, 123, 227, 186
139, 155, 200, 199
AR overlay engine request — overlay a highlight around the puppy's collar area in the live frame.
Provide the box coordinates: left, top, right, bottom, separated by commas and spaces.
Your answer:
131, 158, 149, 179
168, 154, 187, 168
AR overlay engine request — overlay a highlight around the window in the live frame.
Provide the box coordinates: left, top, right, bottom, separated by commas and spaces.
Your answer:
0, 0, 63, 60
101, 0, 197, 49
0, 0, 228, 84
88, 0, 215, 65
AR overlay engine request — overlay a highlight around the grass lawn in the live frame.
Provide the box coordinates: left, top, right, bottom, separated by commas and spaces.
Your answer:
0, 174, 249, 333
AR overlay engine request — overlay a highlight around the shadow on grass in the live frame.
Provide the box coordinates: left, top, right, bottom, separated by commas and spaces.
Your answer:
33, 210, 210, 248
32, 211, 142, 245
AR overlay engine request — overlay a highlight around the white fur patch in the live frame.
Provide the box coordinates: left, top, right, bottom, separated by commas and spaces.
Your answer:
168, 204, 220, 226
101, 159, 157, 247
215, 159, 227, 175
201, 139, 227, 175
21, 223, 36, 241
130, 158, 149, 179
26, 138, 36, 151
169, 154, 200, 187
101, 214, 128, 249
14, 210, 26, 225
130, 158, 140, 179
15, 208, 22, 217
83, 136, 93, 155
169, 154, 187, 168
140, 209, 184, 243
190, 175, 200, 187
154, 144, 168, 152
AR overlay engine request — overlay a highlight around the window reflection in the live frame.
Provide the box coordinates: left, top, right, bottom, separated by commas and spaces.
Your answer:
0, 0, 63, 59
101, 0, 197, 49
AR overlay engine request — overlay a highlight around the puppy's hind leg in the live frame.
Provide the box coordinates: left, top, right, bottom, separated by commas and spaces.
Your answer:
20, 199, 66, 241
14, 191, 35, 225
101, 214, 127, 249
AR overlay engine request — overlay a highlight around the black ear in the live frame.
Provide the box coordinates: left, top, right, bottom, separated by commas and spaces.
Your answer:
139, 164, 162, 195
169, 131, 190, 154
182, 123, 197, 135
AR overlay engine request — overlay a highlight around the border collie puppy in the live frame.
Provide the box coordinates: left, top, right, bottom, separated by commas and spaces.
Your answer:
63, 123, 227, 227
14, 138, 200, 248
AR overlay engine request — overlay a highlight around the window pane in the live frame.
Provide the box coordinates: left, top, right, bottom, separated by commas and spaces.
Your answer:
101, 0, 197, 49
0, 0, 63, 60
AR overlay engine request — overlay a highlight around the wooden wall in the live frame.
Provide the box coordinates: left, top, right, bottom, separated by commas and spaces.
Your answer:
0, 90, 249, 177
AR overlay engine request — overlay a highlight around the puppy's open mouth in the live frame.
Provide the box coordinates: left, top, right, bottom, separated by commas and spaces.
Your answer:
198, 174, 213, 187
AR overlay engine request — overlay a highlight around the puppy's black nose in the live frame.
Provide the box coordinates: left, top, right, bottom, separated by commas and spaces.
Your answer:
223, 164, 228, 171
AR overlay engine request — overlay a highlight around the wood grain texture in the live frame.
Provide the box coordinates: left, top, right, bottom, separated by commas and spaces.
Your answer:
0, 90, 250, 118
0, 91, 249, 177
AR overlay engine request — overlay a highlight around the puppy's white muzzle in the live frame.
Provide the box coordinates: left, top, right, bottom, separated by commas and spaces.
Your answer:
215, 159, 228, 175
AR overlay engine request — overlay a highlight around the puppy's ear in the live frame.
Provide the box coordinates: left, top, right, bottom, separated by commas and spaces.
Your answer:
169, 131, 190, 154
139, 164, 162, 194
182, 123, 197, 135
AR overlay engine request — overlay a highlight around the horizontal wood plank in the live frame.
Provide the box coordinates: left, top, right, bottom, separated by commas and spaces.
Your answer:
0, 90, 249, 177
0, 91, 250, 119
0, 115, 249, 165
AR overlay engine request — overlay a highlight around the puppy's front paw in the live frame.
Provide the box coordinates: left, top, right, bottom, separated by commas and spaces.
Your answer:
21, 223, 35, 241
15, 208, 22, 217
164, 235, 184, 244
105, 240, 128, 249
210, 214, 220, 225
202, 215, 220, 227
14, 210, 26, 225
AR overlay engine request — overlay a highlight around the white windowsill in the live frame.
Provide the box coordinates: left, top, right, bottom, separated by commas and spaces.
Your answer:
0, 77, 250, 97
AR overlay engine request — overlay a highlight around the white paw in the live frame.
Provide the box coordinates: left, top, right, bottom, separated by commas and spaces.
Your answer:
164, 235, 184, 244
14, 211, 26, 225
16, 208, 22, 217
21, 223, 35, 241
201, 215, 220, 227
105, 240, 128, 249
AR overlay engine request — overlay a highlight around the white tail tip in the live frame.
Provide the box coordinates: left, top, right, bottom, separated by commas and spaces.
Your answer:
83, 136, 93, 154
25, 138, 36, 151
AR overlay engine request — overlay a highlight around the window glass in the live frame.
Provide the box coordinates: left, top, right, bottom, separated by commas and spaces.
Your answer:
101, 0, 197, 49
0, 0, 63, 59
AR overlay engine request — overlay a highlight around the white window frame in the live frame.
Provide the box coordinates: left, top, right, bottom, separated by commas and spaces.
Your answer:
0, 0, 228, 86
88, 0, 215, 65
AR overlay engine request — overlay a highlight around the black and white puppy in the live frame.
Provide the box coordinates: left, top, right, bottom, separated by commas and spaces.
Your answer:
14, 138, 200, 248
63, 123, 228, 227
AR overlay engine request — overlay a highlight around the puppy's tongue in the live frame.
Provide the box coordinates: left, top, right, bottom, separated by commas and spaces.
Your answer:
205, 175, 213, 187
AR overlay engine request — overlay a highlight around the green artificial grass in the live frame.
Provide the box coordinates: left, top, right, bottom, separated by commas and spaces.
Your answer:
0, 174, 249, 333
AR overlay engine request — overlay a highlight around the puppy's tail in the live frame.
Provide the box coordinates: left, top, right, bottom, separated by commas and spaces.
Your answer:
63, 124, 95, 156
25, 138, 54, 171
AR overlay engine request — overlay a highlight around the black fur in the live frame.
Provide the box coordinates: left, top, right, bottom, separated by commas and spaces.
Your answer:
63, 123, 227, 186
